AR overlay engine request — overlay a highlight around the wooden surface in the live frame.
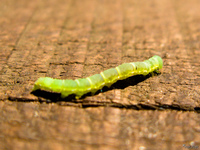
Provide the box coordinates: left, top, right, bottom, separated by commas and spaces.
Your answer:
0, 0, 200, 149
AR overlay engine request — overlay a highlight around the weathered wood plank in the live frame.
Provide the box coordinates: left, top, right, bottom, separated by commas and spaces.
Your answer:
0, 0, 200, 149
0, 101, 200, 150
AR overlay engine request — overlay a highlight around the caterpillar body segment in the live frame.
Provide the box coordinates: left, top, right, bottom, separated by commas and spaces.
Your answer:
33, 55, 163, 99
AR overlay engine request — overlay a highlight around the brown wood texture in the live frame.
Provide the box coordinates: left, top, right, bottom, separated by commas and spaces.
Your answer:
0, 0, 200, 149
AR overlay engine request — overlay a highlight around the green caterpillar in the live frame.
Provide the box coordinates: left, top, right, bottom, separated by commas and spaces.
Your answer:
32, 55, 163, 99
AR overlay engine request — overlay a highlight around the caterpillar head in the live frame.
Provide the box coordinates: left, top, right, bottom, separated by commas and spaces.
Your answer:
153, 55, 163, 70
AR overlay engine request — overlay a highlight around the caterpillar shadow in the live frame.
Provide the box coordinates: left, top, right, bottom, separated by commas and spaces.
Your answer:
31, 72, 160, 103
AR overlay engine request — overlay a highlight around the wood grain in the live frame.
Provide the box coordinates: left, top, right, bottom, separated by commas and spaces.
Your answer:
0, 0, 200, 149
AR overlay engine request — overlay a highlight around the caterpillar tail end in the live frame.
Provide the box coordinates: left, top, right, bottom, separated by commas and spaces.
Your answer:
32, 77, 54, 91
32, 77, 44, 91
32, 85, 39, 91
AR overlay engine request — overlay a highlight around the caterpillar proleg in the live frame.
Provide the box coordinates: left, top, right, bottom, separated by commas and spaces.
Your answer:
32, 55, 163, 99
